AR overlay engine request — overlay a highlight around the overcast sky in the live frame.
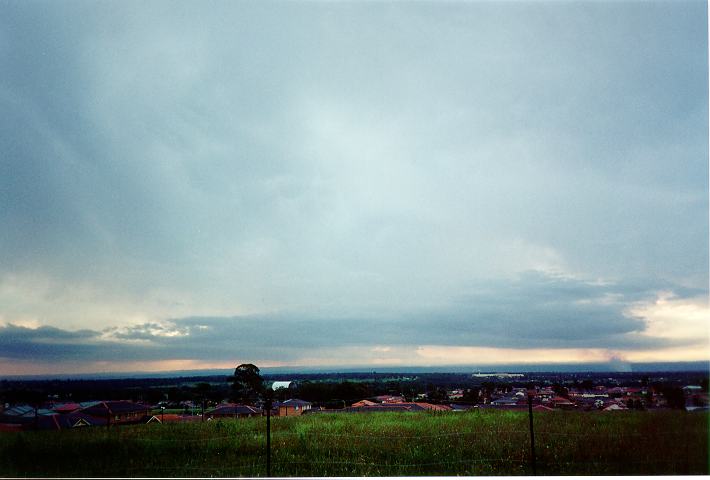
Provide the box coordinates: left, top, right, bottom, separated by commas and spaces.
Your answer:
0, 0, 708, 375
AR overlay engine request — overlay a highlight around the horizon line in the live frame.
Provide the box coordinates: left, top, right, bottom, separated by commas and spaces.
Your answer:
2, 360, 708, 381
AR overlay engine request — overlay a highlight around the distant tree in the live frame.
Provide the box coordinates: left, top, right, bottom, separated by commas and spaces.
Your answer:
424, 383, 447, 402
273, 384, 290, 402
229, 364, 264, 404
195, 382, 211, 397
480, 382, 495, 403
661, 386, 686, 409
333, 381, 370, 403
552, 384, 569, 398
462, 388, 480, 403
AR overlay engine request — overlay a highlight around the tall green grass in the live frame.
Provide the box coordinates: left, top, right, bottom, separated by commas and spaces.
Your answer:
0, 410, 706, 476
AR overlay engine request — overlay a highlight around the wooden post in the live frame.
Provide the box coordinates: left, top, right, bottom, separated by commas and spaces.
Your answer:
528, 392, 537, 475
266, 396, 272, 477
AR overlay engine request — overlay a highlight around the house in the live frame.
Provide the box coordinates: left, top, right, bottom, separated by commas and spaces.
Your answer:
490, 396, 520, 406
373, 395, 406, 404
447, 390, 464, 400
550, 397, 576, 409
275, 399, 312, 416
206, 404, 261, 419
0, 404, 58, 428
536, 388, 555, 401
607, 387, 625, 397
624, 387, 646, 396
6, 412, 107, 431
351, 399, 378, 407
80, 401, 151, 425
42, 412, 107, 430
684, 389, 709, 412
2, 404, 47, 417
146, 413, 203, 424
52, 402, 82, 414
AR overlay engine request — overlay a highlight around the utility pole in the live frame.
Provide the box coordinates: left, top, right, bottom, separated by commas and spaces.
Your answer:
527, 391, 537, 475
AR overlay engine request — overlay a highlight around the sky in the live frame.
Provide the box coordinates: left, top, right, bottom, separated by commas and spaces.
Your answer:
0, 0, 708, 375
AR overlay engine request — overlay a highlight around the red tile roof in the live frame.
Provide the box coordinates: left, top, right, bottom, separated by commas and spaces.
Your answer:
53, 403, 82, 414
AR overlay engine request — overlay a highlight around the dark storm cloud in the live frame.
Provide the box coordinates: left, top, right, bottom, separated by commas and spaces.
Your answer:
0, 324, 106, 361
0, 272, 698, 364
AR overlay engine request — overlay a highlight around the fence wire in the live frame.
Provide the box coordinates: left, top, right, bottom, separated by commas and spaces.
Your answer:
4, 411, 707, 477
101, 425, 707, 476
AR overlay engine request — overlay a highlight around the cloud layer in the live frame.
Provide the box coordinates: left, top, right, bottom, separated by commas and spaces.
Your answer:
0, 272, 706, 370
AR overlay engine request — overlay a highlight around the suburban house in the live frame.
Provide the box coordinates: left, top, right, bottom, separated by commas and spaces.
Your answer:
146, 413, 203, 423
40, 412, 108, 430
206, 404, 261, 419
80, 401, 152, 425
0, 411, 107, 431
490, 396, 520, 406
447, 390, 465, 400
52, 402, 82, 414
373, 395, 406, 404
2, 404, 54, 418
550, 396, 576, 409
275, 399, 312, 416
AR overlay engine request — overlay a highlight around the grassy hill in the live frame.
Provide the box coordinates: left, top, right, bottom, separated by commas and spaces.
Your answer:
1, 409, 707, 476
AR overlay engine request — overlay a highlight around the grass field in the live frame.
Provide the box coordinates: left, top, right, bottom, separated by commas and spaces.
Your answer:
0, 410, 707, 476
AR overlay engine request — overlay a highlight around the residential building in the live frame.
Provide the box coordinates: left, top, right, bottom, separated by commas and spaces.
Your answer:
206, 404, 261, 419
80, 401, 151, 425
275, 399, 312, 416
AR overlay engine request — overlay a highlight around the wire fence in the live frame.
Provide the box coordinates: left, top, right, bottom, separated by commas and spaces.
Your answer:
2, 408, 708, 477
113, 424, 708, 476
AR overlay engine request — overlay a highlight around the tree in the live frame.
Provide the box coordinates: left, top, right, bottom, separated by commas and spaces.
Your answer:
229, 364, 264, 404
661, 386, 686, 410
462, 387, 480, 403
552, 384, 569, 399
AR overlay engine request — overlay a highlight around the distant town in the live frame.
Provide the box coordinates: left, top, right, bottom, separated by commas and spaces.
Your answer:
1, 367, 707, 431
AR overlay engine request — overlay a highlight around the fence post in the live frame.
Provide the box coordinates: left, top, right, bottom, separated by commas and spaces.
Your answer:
265, 393, 272, 477
527, 392, 537, 475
